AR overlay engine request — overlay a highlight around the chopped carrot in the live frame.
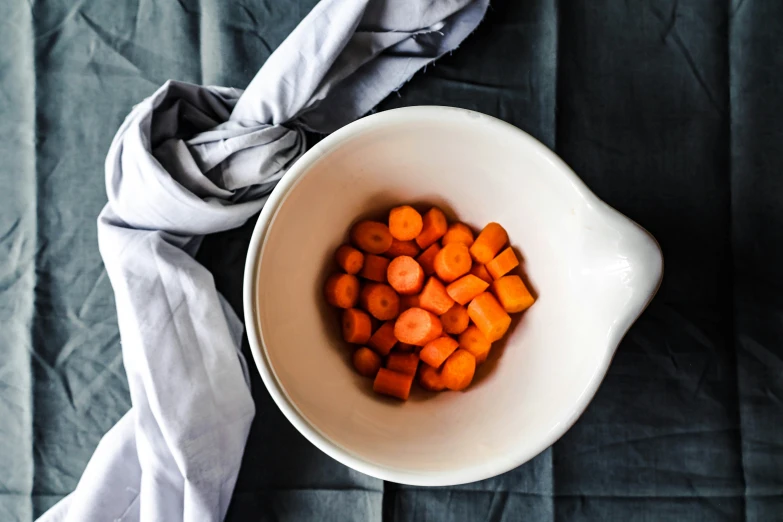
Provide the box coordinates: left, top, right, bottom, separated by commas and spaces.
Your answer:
360, 254, 390, 282
491, 275, 535, 313
459, 325, 491, 364
433, 243, 472, 283
416, 243, 441, 276
441, 349, 476, 391
389, 205, 424, 241
396, 343, 415, 352
419, 336, 459, 368
387, 255, 424, 295
442, 222, 474, 247
335, 245, 364, 275
353, 347, 382, 377
387, 352, 420, 376
385, 238, 421, 258
418, 277, 455, 315
467, 292, 511, 342
469, 222, 508, 264
415, 207, 448, 249
373, 368, 414, 400
394, 307, 443, 346
440, 304, 469, 335
360, 283, 400, 321
486, 247, 519, 280
470, 263, 493, 284
399, 293, 420, 312
368, 321, 397, 355
324, 273, 360, 309
342, 308, 372, 344
418, 364, 445, 391
446, 274, 490, 305
351, 221, 393, 254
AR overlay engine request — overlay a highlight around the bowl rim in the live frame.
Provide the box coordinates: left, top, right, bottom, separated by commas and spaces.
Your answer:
242, 105, 664, 486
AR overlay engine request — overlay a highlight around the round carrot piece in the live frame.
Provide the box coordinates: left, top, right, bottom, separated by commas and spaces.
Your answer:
360, 254, 390, 282
353, 347, 382, 377
385, 238, 421, 258
351, 221, 393, 254
446, 274, 490, 305
335, 245, 364, 275
491, 275, 535, 313
441, 349, 476, 391
442, 222, 474, 247
342, 308, 372, 344
368, 321, 398, 355
418, 364, 445, 391
420, 336, 459, 368
415, 207, 448, 249
394, 307, 443, 346
434, 243, 472, 283
470, 263, 493, 284
418, 277, 455, 315
467, 292, 511, 342
470, 222, 509, 264
360, 283, 400, 321
416, 243, 441, 276
440, 304, 469, 335
386, 352, 420, 376
324, 273, 360, 309
485, 247, 519, 280
373, 368, 414, 400
459, 325, 491, 364
389, 205, 424, 241
387, 255, 425, 295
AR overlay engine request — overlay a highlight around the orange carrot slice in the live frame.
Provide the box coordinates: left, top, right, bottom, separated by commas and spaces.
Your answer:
385, 238, 421, 258
441, 222, 474, 247
459, 325, 491, 364
486, 247, 519, 280
491, 275, 535, 313
467, 292, 511, 342
440, 304, 469, 335
351, 221, 393, 254
324, 273, 360, 309
360, 283, 400, 321
433, 243, 472, 283
373, 368, 414, 400
469, 222, 508, 264
335, 245, 364, 275
394, 307, 443, 346
470, 263, 493, 284
386, 352, 420, 376
415, 207, 448, 249
368, 321, 397, 355
418, 364, 445, 391
353, 347, 382, 377
342, 308, 372, 344
399, 293, 420, 312
446, 274, 490, 305
389, 205, 424, 241
416, 243, 441, 276
419, 336, 459, 368
441, 349, 476, 391
360, 254, 390, 282
386, 255, 424, 295
418, 277, 455, 315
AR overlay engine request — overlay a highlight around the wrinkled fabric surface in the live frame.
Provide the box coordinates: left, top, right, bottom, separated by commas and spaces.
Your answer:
1, 0, 782, 521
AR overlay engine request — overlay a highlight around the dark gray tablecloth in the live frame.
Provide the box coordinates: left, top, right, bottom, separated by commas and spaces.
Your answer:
1, 0, 781, 520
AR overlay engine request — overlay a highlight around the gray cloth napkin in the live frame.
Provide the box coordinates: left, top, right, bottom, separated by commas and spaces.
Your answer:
37, 0, 488, 521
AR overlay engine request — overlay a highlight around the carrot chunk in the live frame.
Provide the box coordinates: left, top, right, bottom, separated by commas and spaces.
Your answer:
385, 238, 421, 258
441, 222, 474, 247
486, 247, 519, 280
415, 207, 448, 249
353, 347, 382, 377
387, 352, 420, 376
335, 245, 364, 275
416, 243, 441, 276
469, 222, 508, 264
418, 364, 445, 391
351, 221, 393, 254
418, 277, 455, 315
470, 263, 493, 284
459, 325, 491, 364
342, 308, 372, 344
373, 368, 414, 400
440, 304, 469, 335
441, 349, 476, 391
394, 307, 443, 346
360, 254, 390, 282
386, 255, 425, 295
467, 292, 511, 342
360, 283, 400, 321
368, 321, 397, 355
324, 273, 360, 309
389, 205, 424, 241
446, 274, 490, 305
434, 243, 472, 283
491, 275, 535, 313
419, 336, 459, 368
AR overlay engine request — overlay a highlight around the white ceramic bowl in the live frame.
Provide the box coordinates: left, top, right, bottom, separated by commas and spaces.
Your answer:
243, 106, 663, 486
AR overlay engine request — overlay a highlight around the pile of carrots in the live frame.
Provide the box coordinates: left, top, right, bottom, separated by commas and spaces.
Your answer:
324, 205, 535, 400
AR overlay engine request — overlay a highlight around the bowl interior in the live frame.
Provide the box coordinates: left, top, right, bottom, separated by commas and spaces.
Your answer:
249, 107, 661, 484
